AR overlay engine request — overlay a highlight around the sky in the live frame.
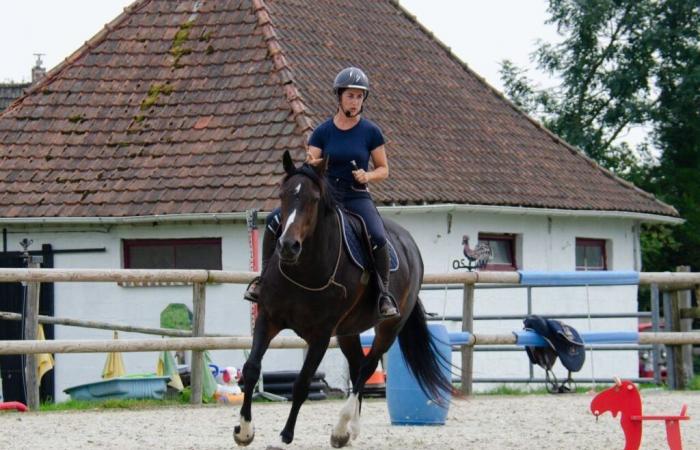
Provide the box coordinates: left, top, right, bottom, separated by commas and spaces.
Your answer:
2, 0, 559, 93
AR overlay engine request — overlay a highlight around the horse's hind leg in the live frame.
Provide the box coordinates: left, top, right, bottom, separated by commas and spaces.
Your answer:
234, 312, 280, 447
279, 338, 330, 445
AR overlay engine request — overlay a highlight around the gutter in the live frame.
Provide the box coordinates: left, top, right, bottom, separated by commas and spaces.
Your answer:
377, 204, 684, 225
0, 212, 249, 226
0, 204, 682, 226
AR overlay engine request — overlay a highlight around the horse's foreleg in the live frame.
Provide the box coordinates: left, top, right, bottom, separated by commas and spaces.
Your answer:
279, 338, 330, 445
234, 313, 280, 447
338, 335, 364, 391
332, 335, 366, 448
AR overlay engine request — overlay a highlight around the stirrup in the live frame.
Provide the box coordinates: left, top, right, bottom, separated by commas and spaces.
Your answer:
378, 293, 399, 319
243, 276, 261, 303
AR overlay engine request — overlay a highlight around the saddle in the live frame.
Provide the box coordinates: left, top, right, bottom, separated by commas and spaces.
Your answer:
523, 315, 585, 393
336, 207, 399, 273
267, 208, 398, 273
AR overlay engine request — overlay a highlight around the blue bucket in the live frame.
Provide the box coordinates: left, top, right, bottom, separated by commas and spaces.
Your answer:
386, 323, 451, 425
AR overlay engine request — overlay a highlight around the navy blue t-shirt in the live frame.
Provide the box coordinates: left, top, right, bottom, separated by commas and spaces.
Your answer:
308, 118, 385, 184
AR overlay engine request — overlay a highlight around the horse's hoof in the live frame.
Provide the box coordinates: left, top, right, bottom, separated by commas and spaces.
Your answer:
234, 424, 255, 446
330, 433, 350, 448
280, 430, 294, 445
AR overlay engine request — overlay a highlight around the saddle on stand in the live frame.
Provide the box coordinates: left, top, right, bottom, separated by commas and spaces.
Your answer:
523, 315, 585, 393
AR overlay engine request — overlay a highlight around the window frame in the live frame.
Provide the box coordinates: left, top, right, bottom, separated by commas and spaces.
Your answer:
477, 233, 518, 271
123, 237, 222, 271
575, 238, 607, 271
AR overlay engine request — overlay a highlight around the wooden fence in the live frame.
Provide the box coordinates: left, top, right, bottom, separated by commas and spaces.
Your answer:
1, 268, 699, 410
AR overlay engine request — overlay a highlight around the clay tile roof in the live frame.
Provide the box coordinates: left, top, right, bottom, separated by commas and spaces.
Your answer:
0, 0, 678, 219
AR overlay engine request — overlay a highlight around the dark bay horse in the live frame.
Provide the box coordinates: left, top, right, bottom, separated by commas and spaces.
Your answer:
234, 151, 451, 448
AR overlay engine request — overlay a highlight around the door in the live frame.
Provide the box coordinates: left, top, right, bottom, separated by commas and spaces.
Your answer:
0, 244, 55, 404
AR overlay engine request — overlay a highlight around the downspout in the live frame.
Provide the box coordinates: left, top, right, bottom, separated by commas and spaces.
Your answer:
632, 220, 641, 271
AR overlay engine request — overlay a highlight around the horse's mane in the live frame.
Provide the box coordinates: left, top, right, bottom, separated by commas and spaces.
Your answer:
282, 163, 338, 214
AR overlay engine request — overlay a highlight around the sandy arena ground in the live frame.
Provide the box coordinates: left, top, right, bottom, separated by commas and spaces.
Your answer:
2, 390, 699, 449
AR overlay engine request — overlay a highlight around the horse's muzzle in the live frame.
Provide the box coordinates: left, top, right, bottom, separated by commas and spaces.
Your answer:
278, 238, 302, 263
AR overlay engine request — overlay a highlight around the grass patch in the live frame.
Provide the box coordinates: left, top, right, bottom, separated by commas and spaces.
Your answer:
39, 397, 185, 412
689, 375, 700, 390
474, 383, 643, 396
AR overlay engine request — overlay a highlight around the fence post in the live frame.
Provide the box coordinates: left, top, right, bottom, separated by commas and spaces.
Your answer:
662, 290, 677, 389
22, 256, 42, 410
190, 282, 206, 404
671, 266, 693, 389
650, 283, 662, 384
460, 283, 474, 395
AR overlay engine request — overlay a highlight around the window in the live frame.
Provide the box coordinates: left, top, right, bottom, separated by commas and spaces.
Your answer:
123, 238, 222, 270
478, 233, 517, 271
576, 238, 607, 271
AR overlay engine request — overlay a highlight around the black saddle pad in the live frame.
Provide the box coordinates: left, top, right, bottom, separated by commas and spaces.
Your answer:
336, 208, 398, 272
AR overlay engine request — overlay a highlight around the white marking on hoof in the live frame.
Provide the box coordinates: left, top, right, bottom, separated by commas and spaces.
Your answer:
349, 395, 361, 440
233, 418, 255, 446
331, 393, 360, 446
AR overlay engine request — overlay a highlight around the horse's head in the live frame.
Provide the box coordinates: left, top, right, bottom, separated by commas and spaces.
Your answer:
276, 150, 332, 264
590, 378, 641, 419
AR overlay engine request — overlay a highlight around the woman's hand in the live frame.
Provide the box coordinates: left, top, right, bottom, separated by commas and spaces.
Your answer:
305, 150, 323, 166
352, 168, 371, 184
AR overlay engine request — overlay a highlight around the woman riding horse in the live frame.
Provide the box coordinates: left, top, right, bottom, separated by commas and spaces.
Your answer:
234, 150, 451, 448
245, 67, 398, 318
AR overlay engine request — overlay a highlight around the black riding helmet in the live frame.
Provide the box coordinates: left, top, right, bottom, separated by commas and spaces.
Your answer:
333, 67, 370, 99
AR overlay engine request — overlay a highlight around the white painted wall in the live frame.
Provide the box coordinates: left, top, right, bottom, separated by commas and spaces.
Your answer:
380, 209, 639, 390
3, 208, 640, 400
4, 222, 303, 401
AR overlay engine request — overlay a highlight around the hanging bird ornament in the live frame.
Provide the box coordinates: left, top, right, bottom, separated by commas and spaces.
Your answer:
452, 235, 492, 271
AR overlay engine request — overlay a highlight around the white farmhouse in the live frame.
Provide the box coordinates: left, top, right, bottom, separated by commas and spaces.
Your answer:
0, 0, 679, 402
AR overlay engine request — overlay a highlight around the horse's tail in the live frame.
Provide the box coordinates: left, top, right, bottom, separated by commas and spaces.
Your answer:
397, 299, 453, 402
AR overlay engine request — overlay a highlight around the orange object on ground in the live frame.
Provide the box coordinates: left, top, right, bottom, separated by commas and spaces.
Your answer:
0, 401, 28, 412
590, 379, 690, 450
362, 347, 385, 386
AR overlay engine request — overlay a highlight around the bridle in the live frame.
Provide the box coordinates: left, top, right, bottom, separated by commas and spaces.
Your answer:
276, 171, 348, 299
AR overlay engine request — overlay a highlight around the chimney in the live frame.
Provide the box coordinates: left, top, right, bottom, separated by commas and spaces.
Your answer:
31, 54, 46, 84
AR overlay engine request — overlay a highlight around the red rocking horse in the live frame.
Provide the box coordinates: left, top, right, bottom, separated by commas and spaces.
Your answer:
590, 378, 690, 450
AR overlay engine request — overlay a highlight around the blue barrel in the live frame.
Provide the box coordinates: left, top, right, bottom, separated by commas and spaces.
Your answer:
386, 323, 451, 425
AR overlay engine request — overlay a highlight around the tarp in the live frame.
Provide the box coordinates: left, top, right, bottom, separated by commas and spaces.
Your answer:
202, 351, 218, 399
156, 350, 184, 391
102, 331, 126, 379
36, 324, 54, 384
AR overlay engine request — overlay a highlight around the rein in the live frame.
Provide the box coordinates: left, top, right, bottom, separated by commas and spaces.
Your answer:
277, 209, 348, 299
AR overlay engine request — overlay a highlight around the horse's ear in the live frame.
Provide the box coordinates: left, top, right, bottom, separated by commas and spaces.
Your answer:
282, 150, 295, 175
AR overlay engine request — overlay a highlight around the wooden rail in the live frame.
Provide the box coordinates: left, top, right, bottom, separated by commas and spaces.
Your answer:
2, 332, 698, 355
0, 268, 697, 286
1, 267, 699, 409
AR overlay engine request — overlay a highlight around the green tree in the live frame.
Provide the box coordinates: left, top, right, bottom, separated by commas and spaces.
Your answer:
651, 0, 700, 270
500, 0, 700, 271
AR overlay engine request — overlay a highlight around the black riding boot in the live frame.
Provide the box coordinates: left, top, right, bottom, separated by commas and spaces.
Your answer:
243, 229, 276, 303
373, 244, 399, 319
